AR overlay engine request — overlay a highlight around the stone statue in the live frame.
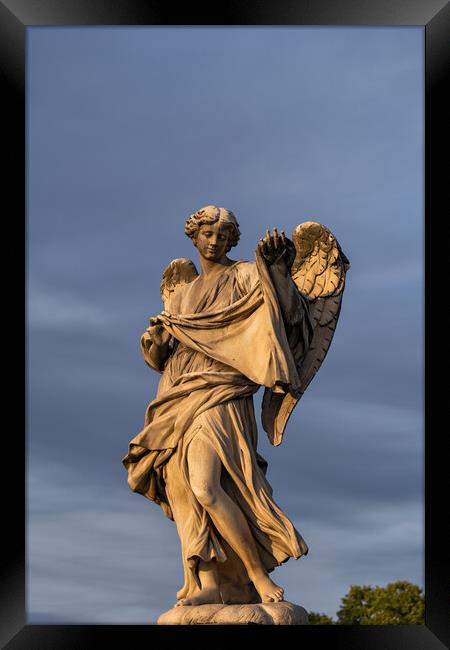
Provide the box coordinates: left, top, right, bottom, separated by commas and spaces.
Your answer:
122, 205, 350, 624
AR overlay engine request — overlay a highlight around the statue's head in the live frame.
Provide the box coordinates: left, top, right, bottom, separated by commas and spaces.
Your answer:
185, 205, 241, 254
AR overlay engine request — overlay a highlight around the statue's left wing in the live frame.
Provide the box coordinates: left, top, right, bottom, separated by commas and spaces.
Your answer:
262, 221, 350, 446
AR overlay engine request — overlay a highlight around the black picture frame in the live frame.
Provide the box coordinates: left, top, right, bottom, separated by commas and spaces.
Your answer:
1, 1, 448, 647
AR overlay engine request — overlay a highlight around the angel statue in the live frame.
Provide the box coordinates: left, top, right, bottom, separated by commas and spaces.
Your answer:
122, 205, 350, 614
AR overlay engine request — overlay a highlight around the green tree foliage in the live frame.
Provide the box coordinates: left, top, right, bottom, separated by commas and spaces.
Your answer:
336, 581, 425, 625
308, 611, 335, 625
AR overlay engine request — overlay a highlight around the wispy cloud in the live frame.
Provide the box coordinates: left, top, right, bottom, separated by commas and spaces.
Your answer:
28, 283, 109, 330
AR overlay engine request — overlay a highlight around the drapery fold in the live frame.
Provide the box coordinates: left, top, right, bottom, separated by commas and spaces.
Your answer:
152, 249, 301, 392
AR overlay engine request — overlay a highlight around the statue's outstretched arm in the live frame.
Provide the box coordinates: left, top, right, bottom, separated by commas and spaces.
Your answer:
258, 229, 314, 356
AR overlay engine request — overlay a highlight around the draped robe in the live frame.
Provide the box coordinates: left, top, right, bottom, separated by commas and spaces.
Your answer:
122, 251, 310, 602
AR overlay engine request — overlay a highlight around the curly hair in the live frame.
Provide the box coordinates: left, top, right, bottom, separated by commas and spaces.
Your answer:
185, 205, 241, 253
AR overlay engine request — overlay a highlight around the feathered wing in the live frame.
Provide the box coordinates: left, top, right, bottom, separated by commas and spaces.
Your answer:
262, 221, 350, 446
159, 258, 199, 311
141, 258, 198, 371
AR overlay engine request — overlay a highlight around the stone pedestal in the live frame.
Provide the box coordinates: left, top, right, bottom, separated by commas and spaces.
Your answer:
157, 601, 309, 625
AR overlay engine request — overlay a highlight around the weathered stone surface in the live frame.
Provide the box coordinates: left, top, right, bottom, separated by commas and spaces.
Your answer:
157, 601, 309, 625
123, 205, 350, 611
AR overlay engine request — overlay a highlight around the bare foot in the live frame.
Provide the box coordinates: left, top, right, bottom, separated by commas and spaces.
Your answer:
174, 586, 222, 607
252, 575, 284, 603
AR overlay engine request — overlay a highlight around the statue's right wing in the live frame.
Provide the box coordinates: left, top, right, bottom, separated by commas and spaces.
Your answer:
159, 257, 199, 310
141, 258, 199, 371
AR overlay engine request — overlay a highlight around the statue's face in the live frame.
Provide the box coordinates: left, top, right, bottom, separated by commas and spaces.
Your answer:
195, 221, 230, 262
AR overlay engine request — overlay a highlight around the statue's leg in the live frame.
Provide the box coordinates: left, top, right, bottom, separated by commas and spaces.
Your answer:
174, 558, 220, 607
197, 559, 220, 595
186, 433, 284, 605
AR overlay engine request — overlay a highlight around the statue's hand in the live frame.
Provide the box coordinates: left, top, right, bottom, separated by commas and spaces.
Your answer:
146, 320, 171, 348
258, 228, 295, 269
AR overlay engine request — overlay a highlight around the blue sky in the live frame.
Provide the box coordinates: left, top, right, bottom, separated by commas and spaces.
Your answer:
27, 26, 423, 623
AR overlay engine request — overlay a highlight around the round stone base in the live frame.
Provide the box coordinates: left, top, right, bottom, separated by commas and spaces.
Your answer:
157, 601, 309, 625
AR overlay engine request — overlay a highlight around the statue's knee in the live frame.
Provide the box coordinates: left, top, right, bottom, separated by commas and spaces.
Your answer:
192, 479, 219, 508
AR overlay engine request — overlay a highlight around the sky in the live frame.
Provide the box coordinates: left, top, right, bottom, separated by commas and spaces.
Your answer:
27, 26, 424, 623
